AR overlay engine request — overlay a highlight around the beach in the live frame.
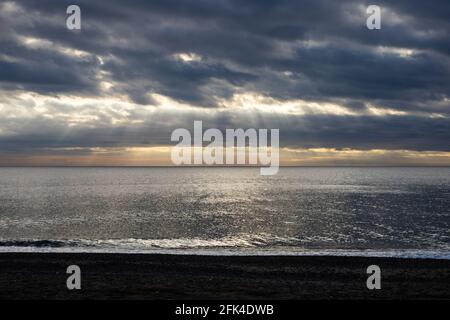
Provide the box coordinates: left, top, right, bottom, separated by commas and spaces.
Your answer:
0, 253, 449, 300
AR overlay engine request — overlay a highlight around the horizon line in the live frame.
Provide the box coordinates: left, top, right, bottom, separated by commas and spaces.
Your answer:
0, 165, 449, 168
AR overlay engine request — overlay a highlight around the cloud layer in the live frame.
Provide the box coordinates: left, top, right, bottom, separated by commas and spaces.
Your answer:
0, 0, 449, 164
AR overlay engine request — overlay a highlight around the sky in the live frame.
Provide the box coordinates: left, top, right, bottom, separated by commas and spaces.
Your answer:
0, 0, 449, 166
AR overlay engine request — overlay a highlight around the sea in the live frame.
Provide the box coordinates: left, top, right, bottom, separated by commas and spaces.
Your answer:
0, 167, 449, 259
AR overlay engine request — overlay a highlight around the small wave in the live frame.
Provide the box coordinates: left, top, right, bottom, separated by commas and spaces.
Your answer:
0, 239, 88, 248
0, 237, 449, 259
0, 234, 299, 250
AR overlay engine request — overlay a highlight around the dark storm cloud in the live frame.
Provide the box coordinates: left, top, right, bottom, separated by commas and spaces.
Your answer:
284, 45, 450, 103
0, 0, 449, 155
2, 0, 449, 107
0, 39, 101, 95
279, 114, 450, 151
0, 111, 449, 153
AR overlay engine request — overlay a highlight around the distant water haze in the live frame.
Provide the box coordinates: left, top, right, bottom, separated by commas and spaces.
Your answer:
0, 167, 448, 258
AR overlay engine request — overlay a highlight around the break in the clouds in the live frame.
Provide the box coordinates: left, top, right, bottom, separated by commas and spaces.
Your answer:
0, 0, 449, 165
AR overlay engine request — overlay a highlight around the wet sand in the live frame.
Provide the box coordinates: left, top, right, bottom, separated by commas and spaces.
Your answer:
0, 253, 448, 299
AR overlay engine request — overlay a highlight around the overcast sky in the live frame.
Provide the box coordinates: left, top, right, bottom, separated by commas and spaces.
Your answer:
0, 0, 449, 165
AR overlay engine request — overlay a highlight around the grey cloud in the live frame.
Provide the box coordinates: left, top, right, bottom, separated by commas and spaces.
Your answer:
1, 110, 449, 152
0, 0, 449, 154
2, 0, 449, 108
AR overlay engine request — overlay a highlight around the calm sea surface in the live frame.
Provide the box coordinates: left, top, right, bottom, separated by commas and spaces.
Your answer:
0, 167, 449, 258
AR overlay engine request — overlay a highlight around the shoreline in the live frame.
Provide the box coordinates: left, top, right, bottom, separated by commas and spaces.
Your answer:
0, 247, 449, 260
0, 253, 449, 299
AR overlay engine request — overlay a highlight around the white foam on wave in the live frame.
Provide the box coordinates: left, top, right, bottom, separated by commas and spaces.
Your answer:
0, 236, 449, 259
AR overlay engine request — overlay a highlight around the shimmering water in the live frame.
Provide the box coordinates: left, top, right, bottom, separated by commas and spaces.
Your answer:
0, 167, 449, 257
